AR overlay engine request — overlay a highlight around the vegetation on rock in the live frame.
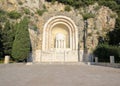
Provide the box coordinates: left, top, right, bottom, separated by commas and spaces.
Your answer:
8, 11, 21, 19
24, 8, 30, 15
37, 9, 47, 16
64, 5, 71, 12
82, 13, 95, 20
0, 9, 7, 22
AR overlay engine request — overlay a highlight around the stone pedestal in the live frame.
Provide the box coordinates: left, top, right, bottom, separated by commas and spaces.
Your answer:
34, 50, 78, 62
110, 56, 115, 63
79, 50, 84, 62
95, 57, 98, 63
35, 50, 41, 62
4, 56, 10, 64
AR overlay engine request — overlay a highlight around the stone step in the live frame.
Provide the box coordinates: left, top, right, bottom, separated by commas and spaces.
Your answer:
26, 62, 89, 65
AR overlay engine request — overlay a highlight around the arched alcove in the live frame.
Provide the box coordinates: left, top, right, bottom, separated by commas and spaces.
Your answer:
51, 24, 70, 49
42, 16, 78, 51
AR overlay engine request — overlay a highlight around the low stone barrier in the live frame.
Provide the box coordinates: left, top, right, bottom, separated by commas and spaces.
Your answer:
4, 56, 10, 64
94, 63, 120, 68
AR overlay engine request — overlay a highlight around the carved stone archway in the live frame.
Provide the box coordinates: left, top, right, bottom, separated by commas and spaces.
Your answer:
42, 16, 78, 51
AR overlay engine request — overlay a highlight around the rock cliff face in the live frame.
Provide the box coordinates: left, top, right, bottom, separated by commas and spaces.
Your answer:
0, 0, 42, 11
0, 0, 117, 52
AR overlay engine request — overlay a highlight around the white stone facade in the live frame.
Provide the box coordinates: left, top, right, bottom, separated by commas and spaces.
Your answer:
32, 15, 82, 62
42, 16, 78, 51
33, 50, 84, 62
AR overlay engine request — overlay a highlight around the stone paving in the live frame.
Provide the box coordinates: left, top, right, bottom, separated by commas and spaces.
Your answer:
0, 63, 120, 86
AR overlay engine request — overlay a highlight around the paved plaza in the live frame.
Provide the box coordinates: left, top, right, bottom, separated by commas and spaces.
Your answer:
0, 63, 120, 86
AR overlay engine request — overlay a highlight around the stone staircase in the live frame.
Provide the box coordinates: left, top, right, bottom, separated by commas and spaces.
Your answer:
26, 62, 89, 65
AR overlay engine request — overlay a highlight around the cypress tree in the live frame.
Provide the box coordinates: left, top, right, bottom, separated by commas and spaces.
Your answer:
2, 21, 14, 56
12, 17, 30, 61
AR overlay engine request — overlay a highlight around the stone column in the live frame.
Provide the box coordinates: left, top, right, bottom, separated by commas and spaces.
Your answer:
110, 56, 115, 63
56, 40, 57, 48
4, 55, 10, 64
61, 40, 63, 48
95, 57, 98, 63
60, 40, 62, 48
64, 40, 65, 48
58, 40, 60, 48
79, 50, 84, 62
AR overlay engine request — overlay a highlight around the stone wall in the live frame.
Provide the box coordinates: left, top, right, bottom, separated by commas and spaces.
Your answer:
34, 50, 79, 62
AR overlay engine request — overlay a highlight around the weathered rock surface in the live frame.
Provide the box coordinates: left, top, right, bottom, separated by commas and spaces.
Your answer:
0, 0, 117, 52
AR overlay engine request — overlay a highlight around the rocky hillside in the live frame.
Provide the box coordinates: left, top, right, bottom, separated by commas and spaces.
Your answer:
0, 0, 117, 51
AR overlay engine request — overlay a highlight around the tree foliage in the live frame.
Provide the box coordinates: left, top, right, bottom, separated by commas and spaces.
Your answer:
46, 0, 120, 10
1, 21, 14, 56
12, 17, 30, 61
104, 15, 120, 46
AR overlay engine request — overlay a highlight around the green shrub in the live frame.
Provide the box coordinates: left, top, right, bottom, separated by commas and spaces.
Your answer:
31, 13, 34, 16
98, 1, 118, 11
24, 8, 30, 15
18, 1, 23, 5
8, 11, 21, 19
64, 5, 71, 12
0, 15, 7, 22
0, 58, 4, 64
82, 13, 95, 20
88, 33, 92, 36
0, 9, 7, 22
43, 4, 47, 9
94, 6, 101, 11
93, 44, 120, 63
0, 9, 6, 15
110, 13, 117, 18
51, 0, 56, 4
37, 9, 47, 16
